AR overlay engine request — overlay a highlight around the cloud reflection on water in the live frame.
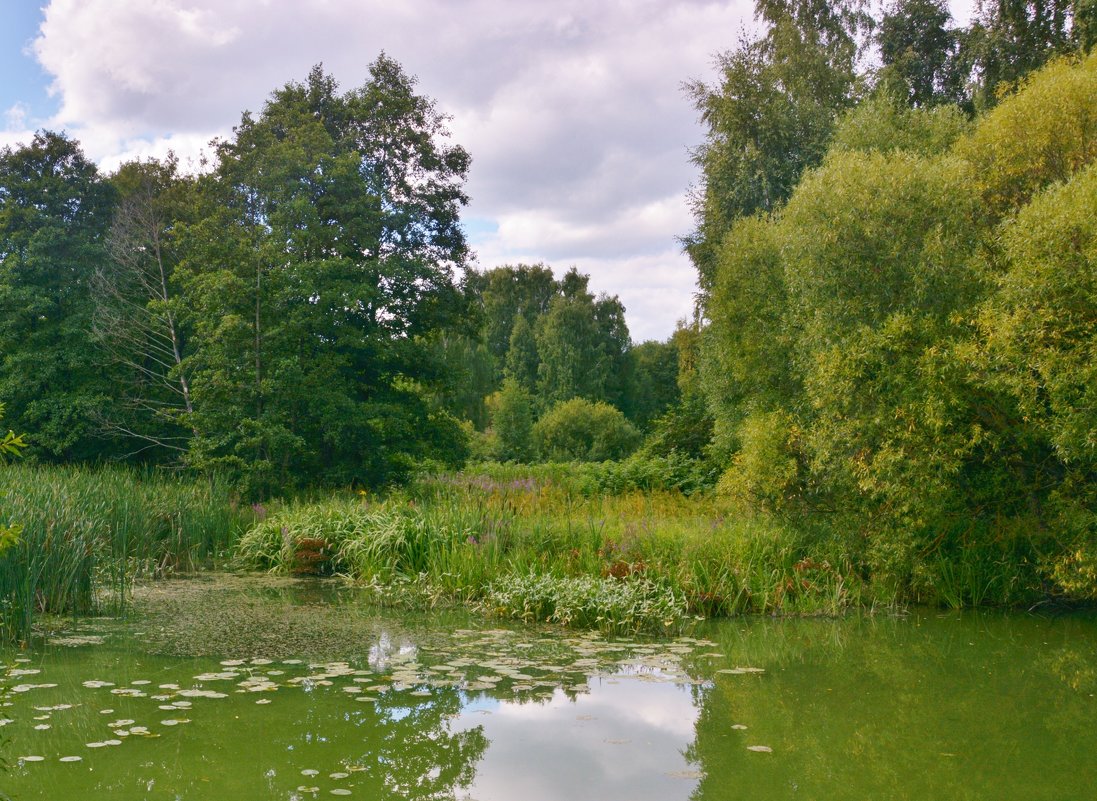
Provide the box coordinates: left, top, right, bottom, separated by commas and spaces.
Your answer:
454, 675, 701, 801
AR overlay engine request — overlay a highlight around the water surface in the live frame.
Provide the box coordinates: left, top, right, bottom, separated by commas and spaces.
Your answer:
2, 576, 1094, 800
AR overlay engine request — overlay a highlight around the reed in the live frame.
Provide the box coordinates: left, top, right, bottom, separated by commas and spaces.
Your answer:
0, 463, 249, 640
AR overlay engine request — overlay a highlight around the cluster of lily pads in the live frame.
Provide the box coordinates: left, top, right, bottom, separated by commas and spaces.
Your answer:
2, 624, 773, 789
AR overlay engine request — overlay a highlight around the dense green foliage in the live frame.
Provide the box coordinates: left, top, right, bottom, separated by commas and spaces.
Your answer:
695, 51, 1097, 601
532, 398, 641, 463
3, 12, 1097, 641
178, 60, 472, 494
1, 59, 475, 495
234, 473, 832, 632
0, 132, 120, 460
449, 264, 669, 430
489, 378, 535, 462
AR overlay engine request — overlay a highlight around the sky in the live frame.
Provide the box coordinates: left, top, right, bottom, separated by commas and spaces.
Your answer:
0, 0, 978, 342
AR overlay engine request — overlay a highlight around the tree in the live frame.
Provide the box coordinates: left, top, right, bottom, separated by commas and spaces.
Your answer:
471, 263, 557, 372
956, 51, 1097, 218
179, 59, 471, 493
432, 332, 495, 430
829, 88, 972, 155
877, 0, 965, 107
535, 290, 609, 407
962, 0, 1084, 107
625, 339, 680, 430
0, 131, 118, 460
491, 377, 535, 462
642, 321, 715, 460
684, 0, 872, 292
592, 290, 632, 411
503, 313, 540, 393
91, 156, 196, 459
981, 162, 1097, 524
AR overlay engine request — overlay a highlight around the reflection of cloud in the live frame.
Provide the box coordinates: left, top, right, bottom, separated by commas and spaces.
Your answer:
491, 677, 698, 738
25, 0, 756, 340
456, 678, 700, 801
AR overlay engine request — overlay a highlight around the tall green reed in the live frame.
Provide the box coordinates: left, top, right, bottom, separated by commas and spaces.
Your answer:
0, 463, 248, 641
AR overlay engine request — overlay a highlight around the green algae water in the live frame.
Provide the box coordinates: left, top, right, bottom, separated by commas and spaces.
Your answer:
2, 576, 1095, 800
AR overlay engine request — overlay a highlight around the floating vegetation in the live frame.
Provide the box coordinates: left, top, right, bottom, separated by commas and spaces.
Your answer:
47, 635, 106, 647
0, 575, 793, 800
0, 594, 738, 789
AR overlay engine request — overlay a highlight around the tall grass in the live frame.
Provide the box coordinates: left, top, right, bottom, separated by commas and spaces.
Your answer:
234, 467, 875, 631
0, 463, 249, 640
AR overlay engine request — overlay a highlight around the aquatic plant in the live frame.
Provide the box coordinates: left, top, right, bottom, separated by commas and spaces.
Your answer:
483, 572, 687, 633
0, 464, 249, 640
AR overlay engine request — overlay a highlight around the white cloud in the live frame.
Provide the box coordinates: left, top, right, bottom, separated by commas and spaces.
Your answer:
27, 0, 759, 340
3, 102, 29, 131
0, 104, 35, 151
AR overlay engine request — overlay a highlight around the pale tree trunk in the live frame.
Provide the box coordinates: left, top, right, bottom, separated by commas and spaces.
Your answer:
91, 166, 194, 457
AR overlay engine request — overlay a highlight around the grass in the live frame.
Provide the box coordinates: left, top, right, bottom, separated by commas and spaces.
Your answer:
2, 459, 1066, 641
0, 463, 251, 641
233, 465, 876, 632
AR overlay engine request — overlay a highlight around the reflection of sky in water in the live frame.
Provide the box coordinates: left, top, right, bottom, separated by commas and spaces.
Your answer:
453, 675, 701, 801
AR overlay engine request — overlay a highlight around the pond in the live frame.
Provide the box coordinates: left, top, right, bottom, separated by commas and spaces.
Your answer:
2, 575, 1095, 800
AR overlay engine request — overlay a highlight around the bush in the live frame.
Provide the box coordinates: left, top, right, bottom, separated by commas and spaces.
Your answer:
956, 52, 1097, 216
234, 498, 474, 580
532, 398, 640, 462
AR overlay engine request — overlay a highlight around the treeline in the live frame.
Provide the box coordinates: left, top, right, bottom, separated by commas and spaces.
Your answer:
688, 0, 1097, 598
436, 264, 683, 463
1, 58, 478, 496
0, 57, 683, 495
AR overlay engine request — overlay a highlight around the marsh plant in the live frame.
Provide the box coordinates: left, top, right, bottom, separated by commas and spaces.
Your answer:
483, 572, 687, 633
0, 464, 249, 640
233, 470, 874, 632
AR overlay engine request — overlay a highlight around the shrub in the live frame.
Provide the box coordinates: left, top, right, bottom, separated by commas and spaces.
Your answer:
532, 398, 640, 462
956, 52, 1097, 217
